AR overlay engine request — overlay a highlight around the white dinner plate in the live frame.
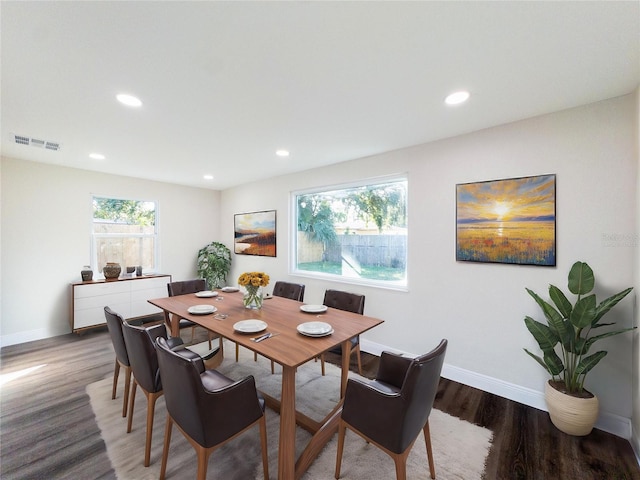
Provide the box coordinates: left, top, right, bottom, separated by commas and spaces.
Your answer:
221, 286, 240, 293
233, 319, 268, 333
187, 304, 217, 315
195, 290, 218, 298
300, 304, 328, 313
299, 329, 334, 338
297, 321, 333, 337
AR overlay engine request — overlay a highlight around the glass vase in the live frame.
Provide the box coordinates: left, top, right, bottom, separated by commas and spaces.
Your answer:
243, 286, 264, 309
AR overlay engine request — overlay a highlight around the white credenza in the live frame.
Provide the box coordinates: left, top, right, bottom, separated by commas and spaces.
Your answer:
70, 274, 171, 333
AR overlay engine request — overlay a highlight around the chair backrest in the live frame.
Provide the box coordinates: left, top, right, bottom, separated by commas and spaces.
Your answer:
104, 306, 130, 367
397, 339, 448, 451
167, 279, 207, 297
323, 289, 365, 315
156, 337, 209, 445
121, 321, 167, 394
155, 337, 263, 448
272, 281, 305, 302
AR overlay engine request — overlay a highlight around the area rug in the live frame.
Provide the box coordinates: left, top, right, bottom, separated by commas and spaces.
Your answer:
88, 340, 492, 479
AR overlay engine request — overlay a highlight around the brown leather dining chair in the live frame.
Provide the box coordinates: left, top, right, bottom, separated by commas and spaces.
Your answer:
320, 289, 365, 376
121, 320, 174, 467
155, 336, 269, 480
335, 339, 448, 480
272, 280, 305, 302
121, 319, 217, 467
104, 306, 135, 418
167, 279, 220, 351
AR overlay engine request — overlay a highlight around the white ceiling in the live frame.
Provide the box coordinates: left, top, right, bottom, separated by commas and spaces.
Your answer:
2, 1, 639, 190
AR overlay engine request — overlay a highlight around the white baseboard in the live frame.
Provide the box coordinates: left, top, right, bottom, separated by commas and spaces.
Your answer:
360, 339, 633, 440
0, 326, 70, 348
632, 428, 640, 465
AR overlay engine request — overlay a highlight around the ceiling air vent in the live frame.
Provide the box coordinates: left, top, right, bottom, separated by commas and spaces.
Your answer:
13, 134, 61, 151
14, 135, 30, 145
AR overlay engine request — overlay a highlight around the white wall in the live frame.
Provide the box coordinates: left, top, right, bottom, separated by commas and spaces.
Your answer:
221, 94, 638, 436
633, 87, 640, 459
0, 158, 220, 346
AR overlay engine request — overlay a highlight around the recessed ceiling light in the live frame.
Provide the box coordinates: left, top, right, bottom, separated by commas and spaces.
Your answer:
445, 91, 470, 106
203, 174, 214, 180
89, 153, 105, 160
276, 149, 290, 157
116, 93, 143, 107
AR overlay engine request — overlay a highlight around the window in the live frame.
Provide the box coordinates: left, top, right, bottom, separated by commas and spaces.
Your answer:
293, 177, 407, 289
92, 196, 158, 275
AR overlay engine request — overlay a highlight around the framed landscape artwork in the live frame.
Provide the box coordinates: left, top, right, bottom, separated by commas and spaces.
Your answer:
234, 210, 277, 257
456, 174, 556, 266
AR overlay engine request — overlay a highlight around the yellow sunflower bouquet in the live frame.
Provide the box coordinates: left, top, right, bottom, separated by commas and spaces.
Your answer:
238, 271, 270, 309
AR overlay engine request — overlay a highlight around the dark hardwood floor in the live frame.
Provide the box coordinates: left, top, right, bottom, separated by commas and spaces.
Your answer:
1, 325, 639, 479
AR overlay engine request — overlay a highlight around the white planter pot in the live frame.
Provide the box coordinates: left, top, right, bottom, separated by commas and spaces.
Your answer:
545, 380, 599, 436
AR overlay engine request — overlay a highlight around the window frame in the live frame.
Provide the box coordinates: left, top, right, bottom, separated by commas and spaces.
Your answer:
90, 194, 160, 276
290, 174, 408, 291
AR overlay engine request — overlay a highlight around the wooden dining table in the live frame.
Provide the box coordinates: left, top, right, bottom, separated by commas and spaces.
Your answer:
148, 289, 384, 480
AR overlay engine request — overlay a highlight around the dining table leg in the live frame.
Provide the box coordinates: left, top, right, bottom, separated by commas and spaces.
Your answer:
294, 339, 353, 478
340, 340, 351, 397
169, 313, 180, 337
278, 365, 296, 480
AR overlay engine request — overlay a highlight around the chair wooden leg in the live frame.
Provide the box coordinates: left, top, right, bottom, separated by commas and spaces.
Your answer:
393, 454, 408, 480
335, 420, 346, 479
355, 344, 363, 376
235, 343, 239, 362
112, 359, 120, 400
423, 420, 436, 479
122, 366, 132, 418
127, 380, 137, 433
259, 414, 269, 480
162, 410, 266, 480
341, 421, 422, 480
321, 354, 326, 376
254, 351, 275, 373
195, 444, 213, 480
159, 414, 173, 480
144, 390, 162, 467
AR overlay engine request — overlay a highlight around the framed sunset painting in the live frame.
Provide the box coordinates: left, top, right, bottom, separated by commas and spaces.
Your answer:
456, 174, 556, 266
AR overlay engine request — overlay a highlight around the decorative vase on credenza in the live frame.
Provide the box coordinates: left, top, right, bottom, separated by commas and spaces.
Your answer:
81, 265, 93, 281
103, 262, 122, 280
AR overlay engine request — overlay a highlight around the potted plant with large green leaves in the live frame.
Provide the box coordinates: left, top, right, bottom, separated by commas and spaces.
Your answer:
524, 261, 634, 436
197, 241, 231, 289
